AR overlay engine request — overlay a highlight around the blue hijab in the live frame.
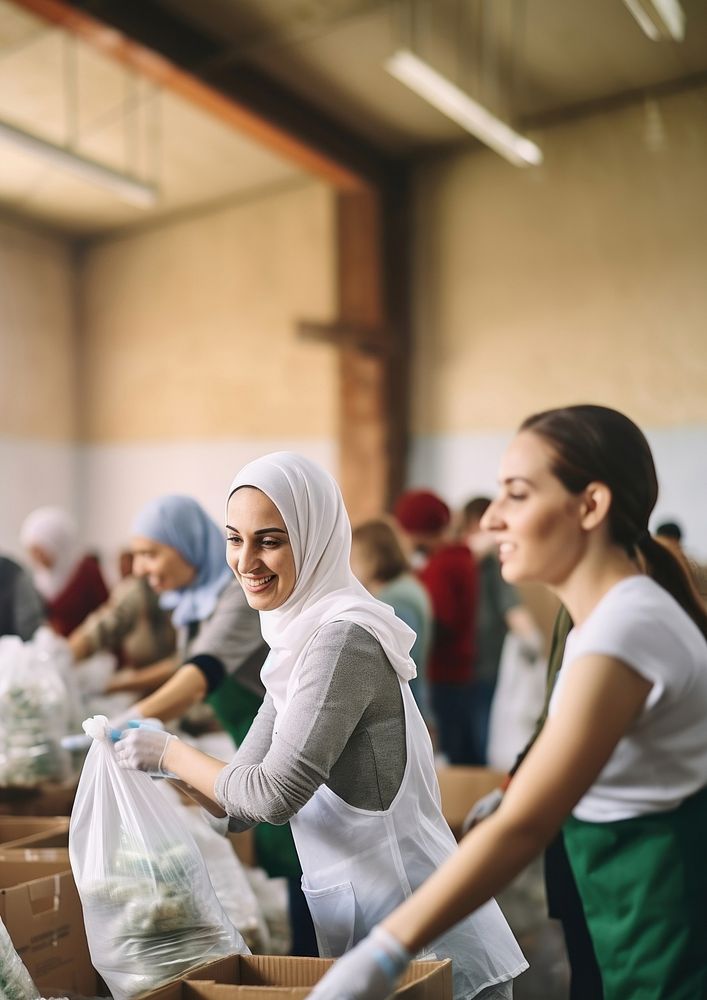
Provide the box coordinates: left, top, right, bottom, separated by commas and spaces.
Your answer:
132, 494, 232, 627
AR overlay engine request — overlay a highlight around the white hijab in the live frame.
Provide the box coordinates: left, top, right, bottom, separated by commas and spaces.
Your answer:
228, 452, 416, 715
20, 506, 82, 601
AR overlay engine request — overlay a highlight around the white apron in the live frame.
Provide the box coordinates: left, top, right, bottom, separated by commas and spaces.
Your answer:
290, 681, 528, 999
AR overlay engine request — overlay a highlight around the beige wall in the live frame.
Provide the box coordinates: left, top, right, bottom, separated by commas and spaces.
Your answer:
411, 84, 707, 435
78, 178, 338, 443
0, 217, 79, 557
0, 218, 78, 440
0, 180, 339, 561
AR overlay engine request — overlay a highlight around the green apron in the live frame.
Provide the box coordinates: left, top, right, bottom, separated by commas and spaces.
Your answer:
207, 674, 301, 879
563, 785, 707, 999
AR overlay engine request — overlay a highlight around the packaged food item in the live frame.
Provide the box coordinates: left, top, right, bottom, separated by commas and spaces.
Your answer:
0, 637, 71, 788
0, 913, 39, 1000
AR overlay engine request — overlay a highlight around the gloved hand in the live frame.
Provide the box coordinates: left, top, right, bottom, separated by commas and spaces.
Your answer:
115, 721, 176, 777
306, 926, 411, 1000
461, 787, 504, 835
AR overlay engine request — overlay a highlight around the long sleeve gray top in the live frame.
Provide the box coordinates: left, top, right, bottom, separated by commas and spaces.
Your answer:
214, 621, 407, 829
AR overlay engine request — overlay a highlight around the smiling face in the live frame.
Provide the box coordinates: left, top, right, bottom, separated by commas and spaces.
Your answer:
226, 487, 297, 611
480, 430, 588, 587
131, 537, 196, 593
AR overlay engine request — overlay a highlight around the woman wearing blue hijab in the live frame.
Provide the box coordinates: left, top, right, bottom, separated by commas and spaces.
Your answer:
115, 494, 314, 954
112, 494, 266, 738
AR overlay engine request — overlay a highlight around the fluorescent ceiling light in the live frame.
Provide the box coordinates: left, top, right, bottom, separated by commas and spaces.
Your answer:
385, 49, 542, 168
623, 0, 685, 41
0, 118, 157, 207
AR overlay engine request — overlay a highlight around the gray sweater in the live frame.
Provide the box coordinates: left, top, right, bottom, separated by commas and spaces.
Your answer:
214, 621, 407, 829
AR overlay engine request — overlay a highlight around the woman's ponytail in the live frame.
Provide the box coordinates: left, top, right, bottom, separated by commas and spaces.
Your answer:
637, 534, 707, 641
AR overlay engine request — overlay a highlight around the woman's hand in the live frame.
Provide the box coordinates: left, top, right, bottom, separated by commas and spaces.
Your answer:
115, 722, 176, 776
306, 927, 411, 999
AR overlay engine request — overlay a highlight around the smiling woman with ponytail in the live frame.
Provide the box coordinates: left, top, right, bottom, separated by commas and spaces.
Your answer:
520, 404, 707, 642
308, 404, 707, 1000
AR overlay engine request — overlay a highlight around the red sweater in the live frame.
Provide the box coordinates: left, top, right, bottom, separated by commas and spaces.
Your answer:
418, 543, 478, 684
46, 554, 109, 637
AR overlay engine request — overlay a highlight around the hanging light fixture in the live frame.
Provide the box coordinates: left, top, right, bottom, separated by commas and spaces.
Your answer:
0, 118, 157, 207
385, 48, 542, 168
622, 0, 685, 41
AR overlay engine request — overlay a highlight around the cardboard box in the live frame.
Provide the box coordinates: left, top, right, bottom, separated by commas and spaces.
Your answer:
0, 847, 70, 865
0, 777, 78, 816
436, 766, 506, 840
0, 816, 70, 850
143, 953, 452, 1000
0, 856, 96, 996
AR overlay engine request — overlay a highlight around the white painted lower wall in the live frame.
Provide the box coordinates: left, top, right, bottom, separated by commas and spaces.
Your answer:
3, 426, 704, 588
79, 437, 337, 580
1, 436, 336, 584
408, 425, 707, 561
0, 437, 79, 564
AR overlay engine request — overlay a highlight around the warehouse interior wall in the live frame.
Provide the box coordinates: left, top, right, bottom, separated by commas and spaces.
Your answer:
0, 217, 80, 559
409, 83, 707, 558
0, 179, 338, 572
2, 85, 705, 572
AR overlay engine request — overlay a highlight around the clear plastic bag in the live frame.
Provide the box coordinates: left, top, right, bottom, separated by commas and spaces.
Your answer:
0, 914, 40, 1000
69, 716, 248, 1000
0, 636, 71, 788
155, 782, 270, 953
32, 626, 88, 740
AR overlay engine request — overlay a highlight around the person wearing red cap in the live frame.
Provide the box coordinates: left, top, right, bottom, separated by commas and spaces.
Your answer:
393, 489, 480, 765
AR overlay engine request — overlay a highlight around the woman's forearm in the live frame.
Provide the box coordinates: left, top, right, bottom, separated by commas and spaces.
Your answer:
162, 739, 226, 807
106, 657, 178, 695
135, 662, 207, 721
167, 779, 227, 817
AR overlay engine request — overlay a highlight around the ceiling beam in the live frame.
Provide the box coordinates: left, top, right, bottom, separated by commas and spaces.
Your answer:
10, 0, 393, 192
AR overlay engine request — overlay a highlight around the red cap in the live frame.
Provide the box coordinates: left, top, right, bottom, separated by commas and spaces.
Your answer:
393, 490, 450, 533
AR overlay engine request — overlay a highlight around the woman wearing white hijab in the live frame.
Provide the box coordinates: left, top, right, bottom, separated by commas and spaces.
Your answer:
116, 493, 313, 955
20, 506, 108, 636
116, 454, 526, 999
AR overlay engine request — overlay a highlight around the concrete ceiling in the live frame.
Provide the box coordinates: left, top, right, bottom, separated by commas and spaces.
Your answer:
158, 0, 707, 150
0, 0, 304, 234
1, 0, 705, 235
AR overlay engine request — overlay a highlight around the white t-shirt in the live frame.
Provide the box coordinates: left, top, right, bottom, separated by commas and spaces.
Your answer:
549, 575, 707, 823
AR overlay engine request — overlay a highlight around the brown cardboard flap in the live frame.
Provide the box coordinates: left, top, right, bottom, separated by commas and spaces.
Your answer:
27, 872, 61, 915
0, 816, 70, 850
0, 847, 71, 865
141, 954, 452, 999
0, 778, 78, 817
0, 858, 96, 996
436, 766, 506, 839
189, 986, 309, 1000
0, 858, 70, 885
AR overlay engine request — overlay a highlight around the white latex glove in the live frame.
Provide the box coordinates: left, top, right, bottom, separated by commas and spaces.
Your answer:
307, 926, 411, 1000
461, 787, 504, 835
61, 707, 150, 752
115, 722, 176, 776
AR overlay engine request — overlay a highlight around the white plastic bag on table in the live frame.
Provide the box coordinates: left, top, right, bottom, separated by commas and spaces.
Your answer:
69, 716, 248, 1000
0, 635, 71, 788
31, 626, 87, 734
72, 650, 117, 698
0, 913, 40, 1000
